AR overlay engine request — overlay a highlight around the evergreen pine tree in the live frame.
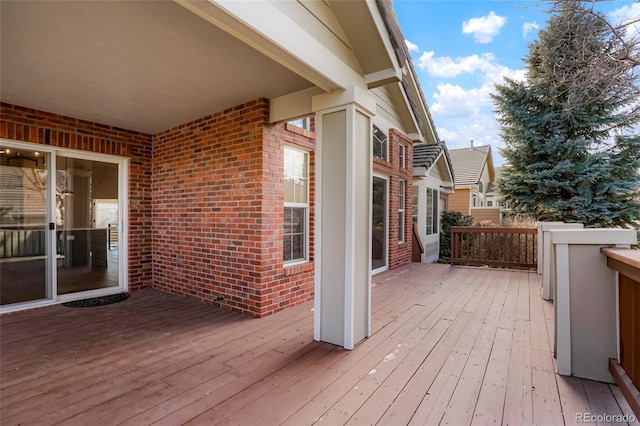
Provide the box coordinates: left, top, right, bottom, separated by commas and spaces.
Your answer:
493, 0, 640, 227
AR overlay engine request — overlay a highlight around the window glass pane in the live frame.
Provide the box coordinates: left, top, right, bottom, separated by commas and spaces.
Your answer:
399, 145, 405, 169
284, 235, 292, 262
412, 186, 418, 225
283, 207, 305, 262
284, 149, 307, 203
398, 212, 404, 242
284, 207, 292, 232
373, 125, 388, 161
291, 234, 303, 260
433, 191, 439, 234
426, 188, 434, 235
291, 206, 304, 234
284, 147, 308, 263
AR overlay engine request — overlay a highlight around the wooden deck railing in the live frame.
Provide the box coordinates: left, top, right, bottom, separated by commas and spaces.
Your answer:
451, 227, 537, 270
603, 248, 640, 419
0, 228, 46, 258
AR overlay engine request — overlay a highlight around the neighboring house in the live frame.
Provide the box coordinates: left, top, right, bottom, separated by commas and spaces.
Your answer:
0, 0, 439, 349
448, 143, 499, 224
484, 165, 500, 208
412, 142, 455, 262
485, 165, 511, 212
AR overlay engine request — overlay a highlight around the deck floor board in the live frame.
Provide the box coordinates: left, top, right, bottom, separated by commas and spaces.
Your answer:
1, 263, 633, 425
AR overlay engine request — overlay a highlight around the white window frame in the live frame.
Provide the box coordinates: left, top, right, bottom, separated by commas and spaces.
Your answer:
398, 179, 405, 243
399, 144, 406, 169
283, 146, 309, 265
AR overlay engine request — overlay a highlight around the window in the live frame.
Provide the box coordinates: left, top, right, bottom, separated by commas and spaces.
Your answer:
399, 145, 406, 169
284, 147, 308, 263
426, 187, 439, 235
373, 125, 388, 161
398, 180, 405, 243
487, 200, 493, 207
412, 185, 419, 225
478, 181, 484, 194
288, 117, 310, 130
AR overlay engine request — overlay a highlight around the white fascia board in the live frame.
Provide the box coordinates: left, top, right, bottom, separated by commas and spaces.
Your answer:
357, 0, 403, 90
435, 151, 454, 187
177, 0, 362, 92
396, 80, 422, 140
407, 133, 423, 142
413, 166, 428, 177
550, 229, 637, 245
365, 0, 402, 73
270, 86, 324, 123
403, 62, 438, 144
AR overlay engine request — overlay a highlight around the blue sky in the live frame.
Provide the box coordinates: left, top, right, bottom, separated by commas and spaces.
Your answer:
394, 1, 640, 165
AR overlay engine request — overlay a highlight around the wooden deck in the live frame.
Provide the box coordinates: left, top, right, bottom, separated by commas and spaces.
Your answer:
1, 263, 637, 425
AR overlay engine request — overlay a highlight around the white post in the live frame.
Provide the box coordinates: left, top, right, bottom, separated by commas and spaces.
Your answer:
536, 221, 562, 275
541, 223, 583, 300
551, 228, 636, 382
313, 86, 375, 349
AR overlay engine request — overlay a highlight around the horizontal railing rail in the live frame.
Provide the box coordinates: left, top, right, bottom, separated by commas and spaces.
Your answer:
602, 248, 640, 419
451, 226, 537, 270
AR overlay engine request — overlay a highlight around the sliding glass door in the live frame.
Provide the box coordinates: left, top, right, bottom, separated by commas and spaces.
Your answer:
0, 141, 127, 311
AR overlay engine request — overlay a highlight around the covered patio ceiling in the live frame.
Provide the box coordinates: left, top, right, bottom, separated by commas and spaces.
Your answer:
0, 1, 315, 134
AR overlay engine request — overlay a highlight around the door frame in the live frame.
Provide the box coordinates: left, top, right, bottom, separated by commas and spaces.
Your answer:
0, 139, 129, 313
371, 173, 389, 275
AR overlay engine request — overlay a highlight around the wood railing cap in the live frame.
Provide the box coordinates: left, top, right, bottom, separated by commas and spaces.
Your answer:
601, 247, 640, 270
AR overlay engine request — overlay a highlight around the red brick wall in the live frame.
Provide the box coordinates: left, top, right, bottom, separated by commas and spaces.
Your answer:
0, 103, 153, 290
373, 128, 414, 270
152, 99, 315, 316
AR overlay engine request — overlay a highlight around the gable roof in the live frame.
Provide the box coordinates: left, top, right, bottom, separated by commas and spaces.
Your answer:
413, 141, 454, 180
448, 145, 494, 187
486, 166, 502, 194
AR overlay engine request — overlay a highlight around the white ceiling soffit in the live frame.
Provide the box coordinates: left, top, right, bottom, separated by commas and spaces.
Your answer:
0, 1, 314, 134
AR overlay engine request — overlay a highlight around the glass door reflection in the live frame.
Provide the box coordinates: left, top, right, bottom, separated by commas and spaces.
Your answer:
371, 175, 388, 272
56, 156, 119, 295
0, 147, 51, 306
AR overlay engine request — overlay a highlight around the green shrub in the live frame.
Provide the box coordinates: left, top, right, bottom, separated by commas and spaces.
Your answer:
440, 211, 474, 262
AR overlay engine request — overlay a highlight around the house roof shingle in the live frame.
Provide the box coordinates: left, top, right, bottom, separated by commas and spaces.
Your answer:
412, 141, 455, 183
448, 145, 493, 187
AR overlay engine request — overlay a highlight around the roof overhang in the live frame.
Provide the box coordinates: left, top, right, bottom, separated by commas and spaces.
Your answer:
0, 0, 317, 134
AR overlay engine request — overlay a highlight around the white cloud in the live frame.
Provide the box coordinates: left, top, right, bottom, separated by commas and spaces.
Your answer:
417, 51, 525, 85
462, 11, 507, 43
405, 39, 419, 53
522, 21, 540, 38
609, 3, 640, 35
436, 116, 505, 165
431, 83, 493, 117
417, 51, 494, 78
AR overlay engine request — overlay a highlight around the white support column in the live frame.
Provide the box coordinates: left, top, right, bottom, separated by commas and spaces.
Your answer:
312, 86, 376, 349
551, 228, 636, 381
541, 222, 583, 300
